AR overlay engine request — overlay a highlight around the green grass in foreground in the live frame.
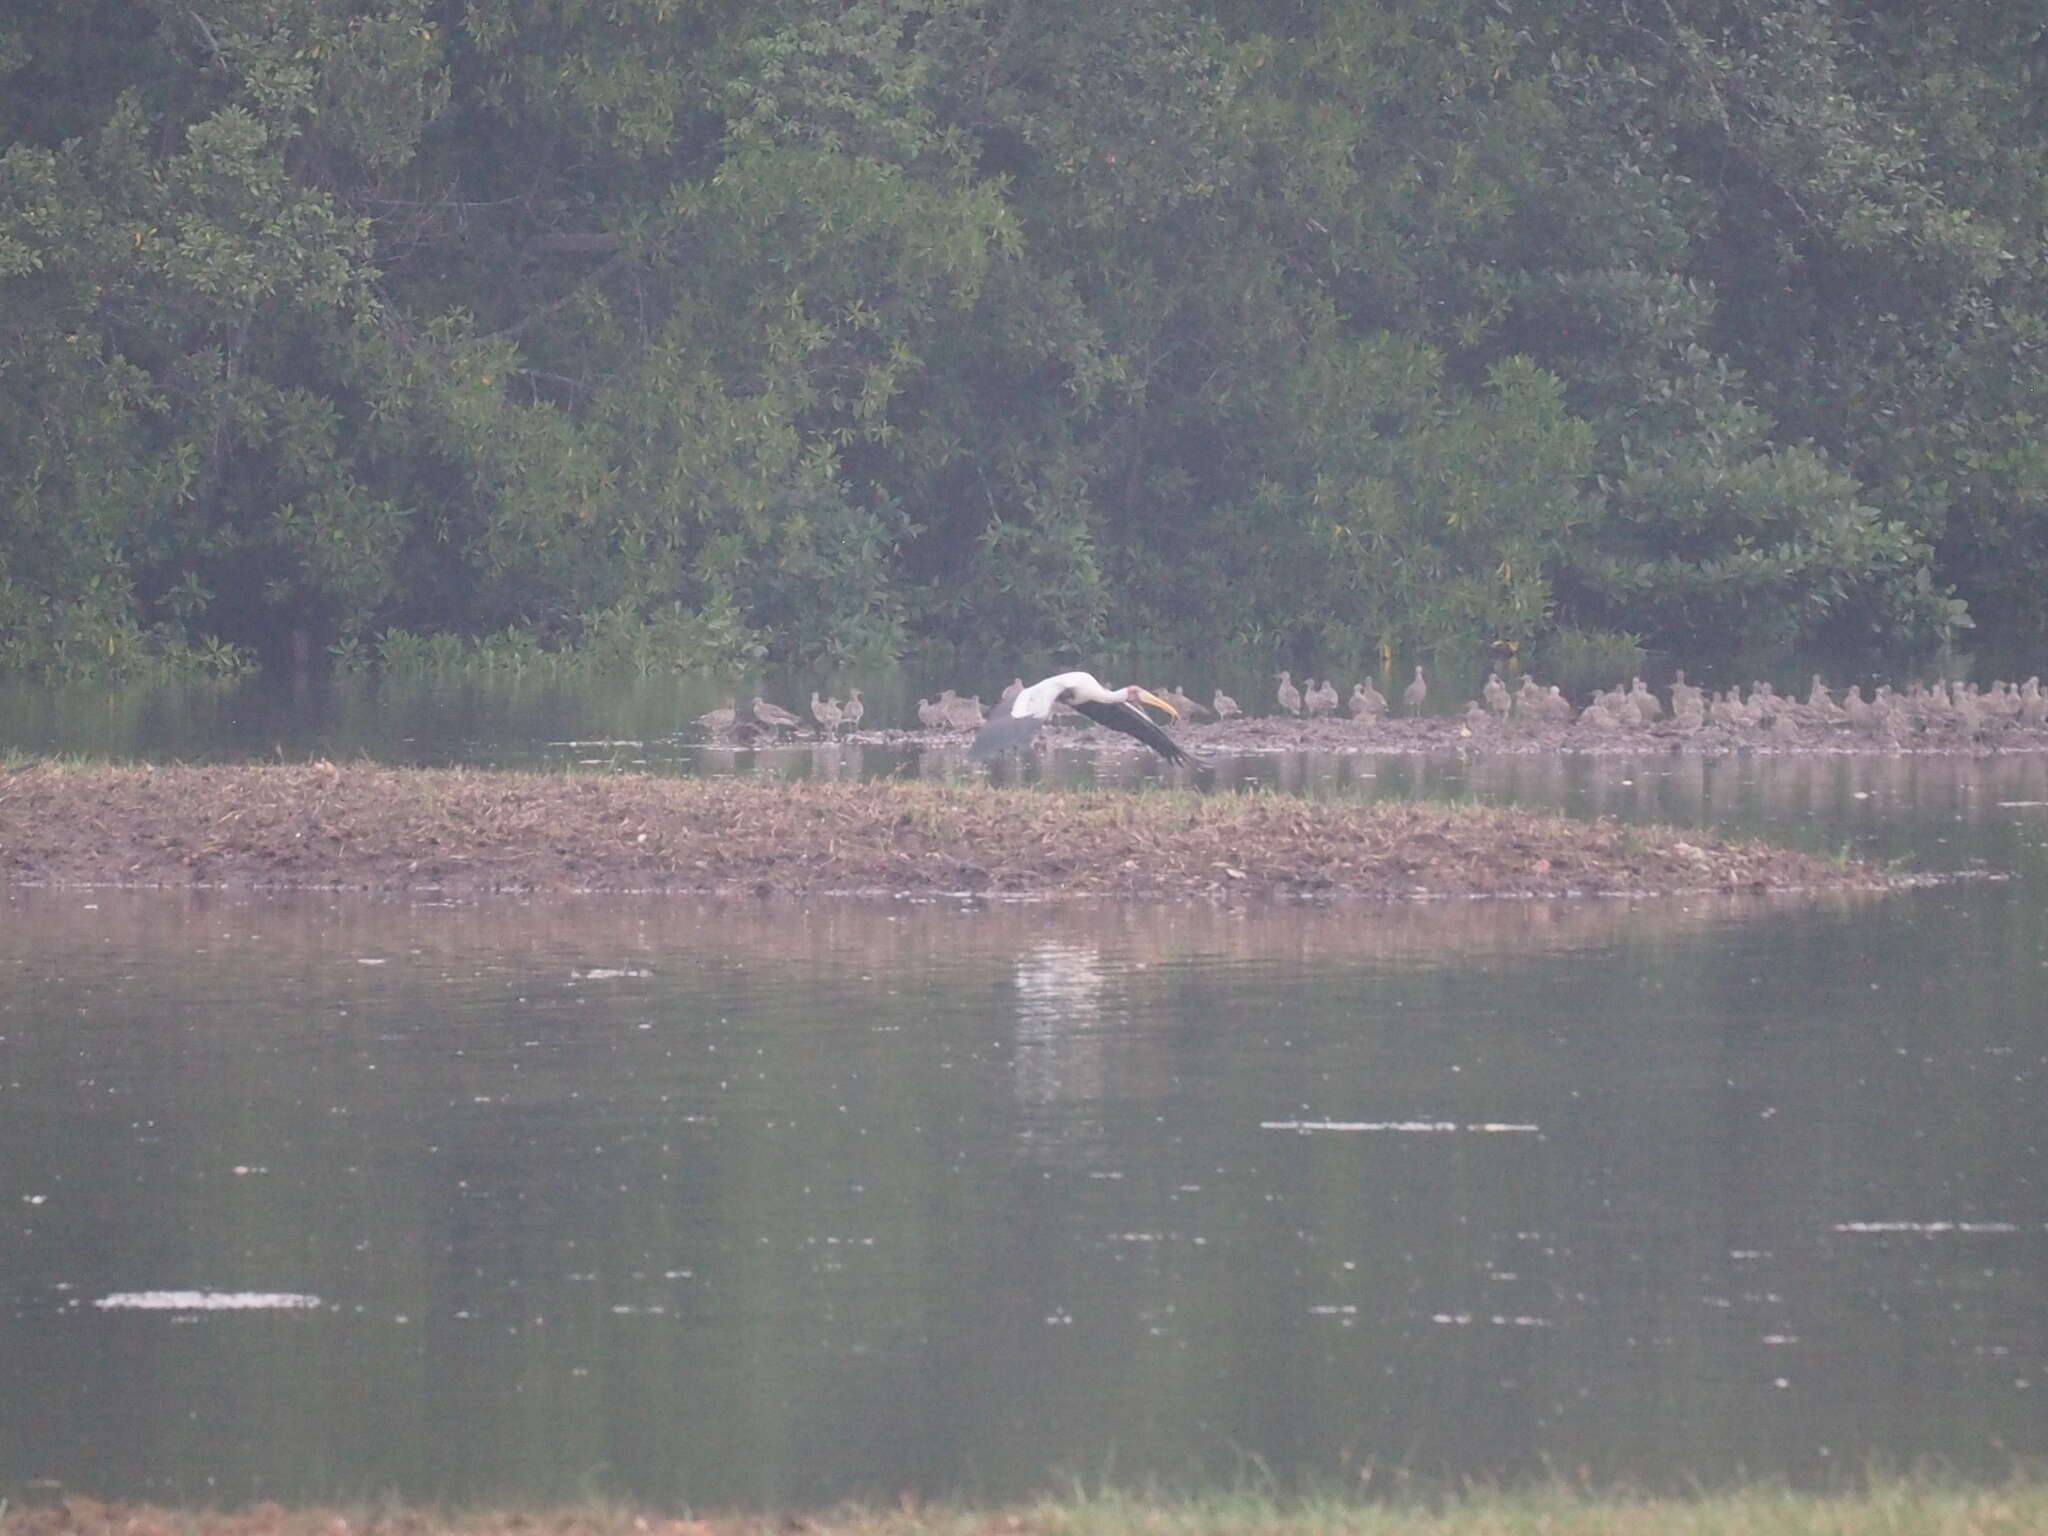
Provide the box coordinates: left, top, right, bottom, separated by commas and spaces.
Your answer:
19, 1480, 2048, 1536
790, 1481, 2048, 1536
713, 1481, 2045, 1536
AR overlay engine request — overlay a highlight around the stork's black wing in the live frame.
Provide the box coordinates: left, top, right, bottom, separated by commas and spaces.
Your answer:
1073, 698, 1191, 764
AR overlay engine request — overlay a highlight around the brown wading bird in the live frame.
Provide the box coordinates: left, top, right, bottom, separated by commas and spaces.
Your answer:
1162, 684, 1212, 721
751, 696, 800, 734
1483, 672, 1511, 719
841, 687, 864, 732
972, 672, 1189, 764
694, 699, 736, 733
810, 691, 842, 735
1403, 665, 1428, 715
1212, 687, 1241, 719
1351, 678, 1386, 719
916, 697, 944, 728
1274, 670, 1303, 716
1629, 676, 1662, 721
1305, 678, 1339, 716
999, 678, 1026, 709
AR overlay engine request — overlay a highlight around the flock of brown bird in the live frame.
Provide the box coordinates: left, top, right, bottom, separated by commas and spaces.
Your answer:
1442, 667, 2048, 742
1257, 667, 1431, 720
693, 665, 2048, 745
1626, 670, 2048, 741
694, 688, 865, 737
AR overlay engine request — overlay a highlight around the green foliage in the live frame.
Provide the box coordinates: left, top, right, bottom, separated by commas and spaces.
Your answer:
1535, 628, 1648, 699
1205, 343, 1593, 661
354, 598, 775, 681
6, 0, 2047, 679
955, 494, 1110, 661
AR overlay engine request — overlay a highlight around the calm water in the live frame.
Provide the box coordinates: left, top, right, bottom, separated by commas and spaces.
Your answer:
2, 681, 2046, 1507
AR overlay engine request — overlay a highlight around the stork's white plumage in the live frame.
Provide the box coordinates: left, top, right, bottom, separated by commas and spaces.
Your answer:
970, 671, 1189, 764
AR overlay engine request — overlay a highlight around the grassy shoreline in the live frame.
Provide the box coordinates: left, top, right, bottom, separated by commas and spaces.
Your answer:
8, 1482, 2048, 1536
0, 760, 1888, 901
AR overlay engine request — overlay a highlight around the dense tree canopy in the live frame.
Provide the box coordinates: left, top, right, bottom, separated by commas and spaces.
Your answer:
2, 0, 2042, 679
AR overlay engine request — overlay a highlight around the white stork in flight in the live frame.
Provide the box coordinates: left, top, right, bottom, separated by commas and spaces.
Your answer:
970, 671, 1190, 765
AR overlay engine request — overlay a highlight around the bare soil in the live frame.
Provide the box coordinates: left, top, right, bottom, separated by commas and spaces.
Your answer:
0, 761, 1884, 901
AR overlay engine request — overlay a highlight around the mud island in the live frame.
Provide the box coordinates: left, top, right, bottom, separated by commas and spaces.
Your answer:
0, 761, 1887, 901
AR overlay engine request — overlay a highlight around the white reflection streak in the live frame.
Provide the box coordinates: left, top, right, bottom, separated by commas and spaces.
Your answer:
94, 1291, 321, 1310
999, 937, 1114, 1146
1013, 941, 1109, 1111
1009, 940, 1125, 1170
1261, 1120, 1540, 1134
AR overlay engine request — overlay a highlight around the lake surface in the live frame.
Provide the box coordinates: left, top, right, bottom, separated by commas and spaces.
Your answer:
2, 681, 2046, 1508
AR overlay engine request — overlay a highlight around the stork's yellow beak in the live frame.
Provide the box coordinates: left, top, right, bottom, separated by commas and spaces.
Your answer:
1133, 688, 1178, 720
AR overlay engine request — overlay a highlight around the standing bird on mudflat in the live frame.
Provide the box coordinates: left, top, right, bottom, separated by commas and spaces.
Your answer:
841, 687, 864, 733
1403, 666, 1428, 715
971, 672, 1189, 765
752, 696, 800, 734
810, 691, 842, 735
1212, 687, 1241, 720
1274, 670, 1303, 716
1482, 672, 1511, 719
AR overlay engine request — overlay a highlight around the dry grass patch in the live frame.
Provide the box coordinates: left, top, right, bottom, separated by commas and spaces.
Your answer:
0, 761, 1889, 901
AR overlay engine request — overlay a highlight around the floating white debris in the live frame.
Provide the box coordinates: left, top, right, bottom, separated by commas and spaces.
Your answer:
1431, 1311, 1553, 1327
571, 968, 652, 980
94, 1290, 321, 1311
1832, 1221, 2019, 1234
1996, 801, 2048, 808
1262, 1120, 1539, 1134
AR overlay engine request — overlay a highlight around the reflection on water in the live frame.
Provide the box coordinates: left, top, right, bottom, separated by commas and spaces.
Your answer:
2, 838, 2044, 1506
1013, 941, 1112, 1116
5, 681, 2048, 1506
94, 1292, 323, 1311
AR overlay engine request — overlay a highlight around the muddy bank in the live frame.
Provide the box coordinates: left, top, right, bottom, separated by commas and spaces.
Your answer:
0, 762, 1884, 900
852, 707, 2048, 758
